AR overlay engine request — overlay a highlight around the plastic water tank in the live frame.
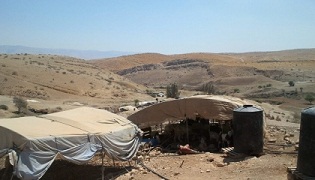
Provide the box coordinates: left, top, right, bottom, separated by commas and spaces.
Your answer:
297, 106, 315, 177
233, 105, 264, 155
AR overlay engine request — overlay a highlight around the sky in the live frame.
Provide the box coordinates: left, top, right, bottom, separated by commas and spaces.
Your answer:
1, 0, 315, 54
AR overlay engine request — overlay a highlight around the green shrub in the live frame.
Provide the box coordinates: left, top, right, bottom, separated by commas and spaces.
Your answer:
288, 81, 295, 87
0, 105, 8, 110
166, 83, 180, 98
201, 82, 215, 94
305, 94, 314, 104
13, 96, 27, 113
234, 88, 240, 93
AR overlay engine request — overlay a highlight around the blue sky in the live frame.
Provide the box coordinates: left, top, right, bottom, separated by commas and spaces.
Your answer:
1, 0, 314, 54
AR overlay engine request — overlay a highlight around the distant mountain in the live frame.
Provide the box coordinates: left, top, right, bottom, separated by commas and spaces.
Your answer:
0, 45, 135, 60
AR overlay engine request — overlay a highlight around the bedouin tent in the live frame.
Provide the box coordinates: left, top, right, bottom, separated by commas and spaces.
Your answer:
0, 107, 142, 180
128, 95, 251, 128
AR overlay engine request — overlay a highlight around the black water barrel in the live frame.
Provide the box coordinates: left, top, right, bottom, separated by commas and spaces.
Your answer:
233, 105, 264, 155
297, 106, 315, 177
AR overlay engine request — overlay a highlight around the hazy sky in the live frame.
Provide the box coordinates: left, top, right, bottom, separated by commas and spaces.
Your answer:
1, 0, 314, 54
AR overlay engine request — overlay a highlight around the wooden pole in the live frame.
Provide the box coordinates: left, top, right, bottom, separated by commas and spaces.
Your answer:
186, 116, 189, 144
101, 150, 105, 180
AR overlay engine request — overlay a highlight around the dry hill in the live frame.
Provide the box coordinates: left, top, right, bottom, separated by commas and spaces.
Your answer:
91, 49, 315, 121
1, 49, 314, 121
91, 49, 315, 93
0, 54, 153, 116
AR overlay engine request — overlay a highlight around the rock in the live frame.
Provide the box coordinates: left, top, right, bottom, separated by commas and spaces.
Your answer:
268, 138, 277, 143
284, 137, 290, 141
127, 172, 135, 180
284, 137, 292, 144
289, 133, 294, 137
137, 155, 144, 161
206, 169, 211, 172
200, 170, 204, 173
174, 172, 180, 176
207, 157, 214, 162
144, 155, 150, 161
215, 162, 227, 167
149, 151, 156, 156
295, 145, 299, 151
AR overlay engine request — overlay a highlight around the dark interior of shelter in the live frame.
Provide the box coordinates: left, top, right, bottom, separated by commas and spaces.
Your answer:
140, 116, 234, 153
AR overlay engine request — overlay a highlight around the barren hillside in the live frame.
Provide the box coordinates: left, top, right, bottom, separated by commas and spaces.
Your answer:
0, 54, 153, 115
91, 53, 239, 72
1, 49, 314, 121
90, 49, 315, 122
91, 49, 315, 93
222, 48, 315, 61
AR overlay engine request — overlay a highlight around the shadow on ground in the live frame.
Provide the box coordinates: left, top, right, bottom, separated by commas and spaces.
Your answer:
0, 159, 132, 180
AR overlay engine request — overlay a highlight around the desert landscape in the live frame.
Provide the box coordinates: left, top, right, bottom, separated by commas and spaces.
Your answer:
0, 49, 315, 179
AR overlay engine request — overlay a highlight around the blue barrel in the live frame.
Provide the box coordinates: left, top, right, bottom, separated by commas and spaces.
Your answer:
233, 105, 264, 155
297, 106, 315, 177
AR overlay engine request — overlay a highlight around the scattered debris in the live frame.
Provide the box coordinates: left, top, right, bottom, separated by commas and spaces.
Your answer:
179, 160, 184, 168
178, 144, 199, 155
214, 162, 227, 167
268, 138, 277, 143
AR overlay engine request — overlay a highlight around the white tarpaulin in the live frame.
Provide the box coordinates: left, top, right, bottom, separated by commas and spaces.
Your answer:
128, 95, 250, 128
0, 107, 142, 180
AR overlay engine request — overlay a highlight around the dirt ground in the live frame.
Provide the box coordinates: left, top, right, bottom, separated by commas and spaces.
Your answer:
115, 124, 300, 180
117, 153, 296, 180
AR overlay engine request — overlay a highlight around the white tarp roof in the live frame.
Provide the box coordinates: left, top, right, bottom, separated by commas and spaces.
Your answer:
128, 95, 251, 128
0, 107, 142, 180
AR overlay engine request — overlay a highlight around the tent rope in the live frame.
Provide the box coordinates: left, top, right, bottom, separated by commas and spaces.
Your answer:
138, 161, 169, 180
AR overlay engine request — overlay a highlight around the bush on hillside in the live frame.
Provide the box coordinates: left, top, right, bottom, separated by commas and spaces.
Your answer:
0, 105, 8, 110
201, 82, 216, 94
166, 83, 180, 98
234, 88, 240, 93
305, 94, 314, 105
13, 96, 28, 113
288, 81, 295, 87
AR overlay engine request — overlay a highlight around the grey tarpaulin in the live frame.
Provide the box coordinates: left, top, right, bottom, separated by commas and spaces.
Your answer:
0, 107, 142, 180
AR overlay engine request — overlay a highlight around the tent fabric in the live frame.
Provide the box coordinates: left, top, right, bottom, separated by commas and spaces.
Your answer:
128, 95, 251, 128
0, 107, 142, 180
